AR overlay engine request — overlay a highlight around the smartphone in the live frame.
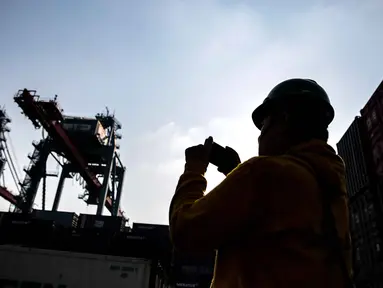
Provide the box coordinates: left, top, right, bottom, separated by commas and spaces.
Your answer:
209, 142, 227, 167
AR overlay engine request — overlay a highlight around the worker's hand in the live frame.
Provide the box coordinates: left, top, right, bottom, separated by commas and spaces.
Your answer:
185, 136, 213, 174
217, 146, 241, 176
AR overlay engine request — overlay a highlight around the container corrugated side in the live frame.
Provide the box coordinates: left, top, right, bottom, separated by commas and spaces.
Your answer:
337, 117, 371, 198
155, 274, 172, 288
0, 245, 152, 288
349, 188, 383, 270
171, 250, 214, 288
360, 80, 383, 124
360, 80, 383, 178
33, 210, 78, 228
79, 214, 125, 232
361, 117, 383, 178
0, 212, 32, 226
175, 283, 199, 287
133, 223, 169, 237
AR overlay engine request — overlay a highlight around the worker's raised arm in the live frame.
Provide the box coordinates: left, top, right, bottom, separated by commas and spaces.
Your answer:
169, 157, 261, 252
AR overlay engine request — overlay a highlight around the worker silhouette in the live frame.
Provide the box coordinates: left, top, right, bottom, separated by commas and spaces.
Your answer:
169, 79, 353, 288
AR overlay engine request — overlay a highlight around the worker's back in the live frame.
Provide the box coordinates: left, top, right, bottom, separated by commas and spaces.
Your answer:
210, 140, 351, 288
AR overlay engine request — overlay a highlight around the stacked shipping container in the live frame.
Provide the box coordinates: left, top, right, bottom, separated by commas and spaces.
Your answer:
360, 81, 383, 219
0, 216, 174, 288
0, 245, 154, 288
171, 251, 214, 288
337, 80, 383, 286
0, 214, 216, 287
337, 118, 382, 285
337, 117, 371, 199
132, 223, 214, 287
361, 81, 383, 179
78, 214, 126, 232
33, 210, 79, 228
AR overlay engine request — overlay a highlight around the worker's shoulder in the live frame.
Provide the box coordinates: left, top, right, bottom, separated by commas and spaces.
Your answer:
242, 155, 311, 175
243, 155, 298, 167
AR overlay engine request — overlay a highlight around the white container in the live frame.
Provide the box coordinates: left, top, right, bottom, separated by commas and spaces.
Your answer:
0, 245, 152, 288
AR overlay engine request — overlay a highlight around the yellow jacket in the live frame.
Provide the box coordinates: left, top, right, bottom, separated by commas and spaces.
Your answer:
169, 140, 352, 288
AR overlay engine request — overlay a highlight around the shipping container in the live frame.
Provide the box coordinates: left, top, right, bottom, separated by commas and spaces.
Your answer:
350, 197, 382, 259
78, 214, 125, 232
171, 250, 214, 288
360, 80, 383, 178
365, 124, 383, 177
133, 223, 169, 237
0, 245, 153, 288
33, 210, 78, 228
337, 117, 371, 198
155, 274, 172, 288
0, 212, 53, 230
132, 223, 170, 250
173, 267, 213, 288
175, 283, 200, 288
128, 225, 212, 287
0, 213, 56, 248
0, 211, 32, 224
361, 80, 383, 124
0, 220, 167, 265
349, 189, 383, 283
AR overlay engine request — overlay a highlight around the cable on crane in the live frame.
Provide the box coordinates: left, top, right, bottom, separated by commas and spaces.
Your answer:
1, 171, 5, 187
3, 143, 21, 190
1, 132, 20, 194
42, 166, 46, 210
4, 157, 20, 194
2, 132, 21, 184
5, 131, 22, 177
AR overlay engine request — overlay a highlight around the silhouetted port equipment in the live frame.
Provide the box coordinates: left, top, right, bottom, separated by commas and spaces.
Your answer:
8, 89, 126, 216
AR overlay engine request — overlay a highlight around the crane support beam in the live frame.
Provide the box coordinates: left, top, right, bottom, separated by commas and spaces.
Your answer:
105, 197, 123, 216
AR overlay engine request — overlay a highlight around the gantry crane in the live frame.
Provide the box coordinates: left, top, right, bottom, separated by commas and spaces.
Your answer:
0, 89, 126, 217
13, 89, 125, 216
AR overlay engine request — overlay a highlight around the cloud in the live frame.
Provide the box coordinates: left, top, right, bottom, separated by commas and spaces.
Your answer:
120, 0, 383, 224
123, 116, 253, 224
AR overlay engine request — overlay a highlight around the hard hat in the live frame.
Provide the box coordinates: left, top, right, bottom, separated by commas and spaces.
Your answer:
252, 78, 335, 130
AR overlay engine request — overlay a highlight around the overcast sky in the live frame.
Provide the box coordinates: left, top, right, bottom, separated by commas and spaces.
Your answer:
1, 0, 383, 224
